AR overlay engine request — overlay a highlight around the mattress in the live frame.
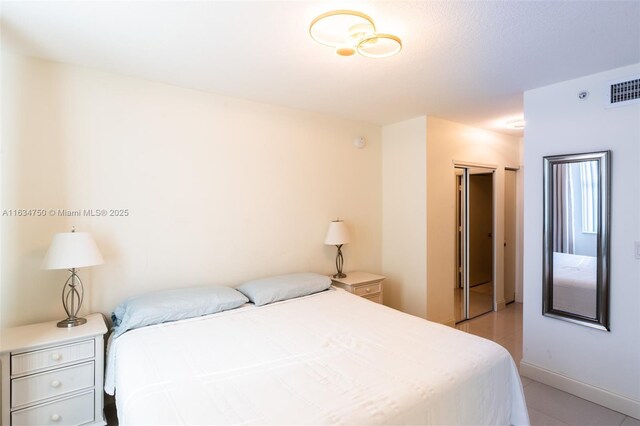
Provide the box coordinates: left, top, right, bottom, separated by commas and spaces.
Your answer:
107, 288, 529, 425
552, 252, 597, 318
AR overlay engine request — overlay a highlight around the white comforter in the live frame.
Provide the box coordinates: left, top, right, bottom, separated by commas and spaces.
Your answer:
108, 289, 529, 425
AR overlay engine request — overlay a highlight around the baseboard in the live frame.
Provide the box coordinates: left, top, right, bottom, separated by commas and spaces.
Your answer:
442, 319, 456, 327
496, 299, 506, 310
520, 361, 640, 419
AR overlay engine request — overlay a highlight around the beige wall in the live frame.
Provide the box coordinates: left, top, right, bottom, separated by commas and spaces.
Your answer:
515, 137, 524, 303
381, 115, 520, 323
1, 53, 383, 328
426, 117, 520, 325
381, 117, 427, 318
0, 53, 524, 336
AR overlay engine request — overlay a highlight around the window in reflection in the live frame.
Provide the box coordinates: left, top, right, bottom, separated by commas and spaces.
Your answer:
551, 161, 598, 318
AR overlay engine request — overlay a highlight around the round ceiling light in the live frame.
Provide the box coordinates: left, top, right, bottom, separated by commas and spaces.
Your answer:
504, 118, 526, 130
309, 10, 375, 48
357, 33, 402, 58
309, 10, 401, 58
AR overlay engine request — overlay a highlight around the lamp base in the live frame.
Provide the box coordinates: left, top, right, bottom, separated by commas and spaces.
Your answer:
333, 245, 347, 279
57, 317, 87, 328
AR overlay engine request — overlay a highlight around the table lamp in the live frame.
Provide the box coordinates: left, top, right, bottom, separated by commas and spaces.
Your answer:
324, 219, 351, 278
42, 228, 104, 328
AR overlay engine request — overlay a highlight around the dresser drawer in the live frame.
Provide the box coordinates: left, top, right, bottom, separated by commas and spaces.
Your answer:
363, 293, 383, 304
11, 390, 94, 426
12, 340, 94, 376
354, 282, 381, 297
11, 361, 94, 408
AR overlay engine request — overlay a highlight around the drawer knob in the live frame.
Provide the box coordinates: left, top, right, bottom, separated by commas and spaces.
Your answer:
50, 380, 61, 388
51, 414, 61, 422
366, 287, 371, 293
51, 353, 62, 361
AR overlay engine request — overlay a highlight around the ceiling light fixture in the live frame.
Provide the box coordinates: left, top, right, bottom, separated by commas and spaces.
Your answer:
504, 118, 526, 130
309, 10, 402, 58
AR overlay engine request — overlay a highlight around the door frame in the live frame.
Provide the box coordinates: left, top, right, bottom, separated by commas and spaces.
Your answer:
504, 167, 519, 304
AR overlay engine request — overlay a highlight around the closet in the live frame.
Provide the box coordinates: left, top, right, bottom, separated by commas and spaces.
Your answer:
455, 166, 495, 322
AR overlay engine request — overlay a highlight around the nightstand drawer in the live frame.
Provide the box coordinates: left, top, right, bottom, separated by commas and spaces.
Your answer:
12, 361, 94, 408
363, 293, 383, 304
354, 282, 381, 297
11, 390, 94, 426
12, 340, 94, 376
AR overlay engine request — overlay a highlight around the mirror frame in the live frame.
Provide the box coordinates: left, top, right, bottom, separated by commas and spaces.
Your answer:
542, 151, 611, 331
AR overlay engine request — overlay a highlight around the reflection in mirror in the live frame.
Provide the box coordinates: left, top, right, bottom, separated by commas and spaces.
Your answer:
551, 161, 598, 317
543, 152, 610, 331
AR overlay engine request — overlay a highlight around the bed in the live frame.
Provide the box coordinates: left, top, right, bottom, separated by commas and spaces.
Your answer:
105, 287, 529, 425
552, 252, 597, 318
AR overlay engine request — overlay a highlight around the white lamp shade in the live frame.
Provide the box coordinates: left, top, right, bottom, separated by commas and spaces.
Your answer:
42, 232, 104, 270
324, 220, 351, 245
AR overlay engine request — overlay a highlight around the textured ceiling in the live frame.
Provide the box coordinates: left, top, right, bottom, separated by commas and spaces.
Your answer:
2, 1, 639, 135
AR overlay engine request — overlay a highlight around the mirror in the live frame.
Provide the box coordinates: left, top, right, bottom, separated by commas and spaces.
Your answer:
543, 151, 610, 330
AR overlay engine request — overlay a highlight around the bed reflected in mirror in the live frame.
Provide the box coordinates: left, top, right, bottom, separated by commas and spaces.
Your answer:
543, 151, 610, 330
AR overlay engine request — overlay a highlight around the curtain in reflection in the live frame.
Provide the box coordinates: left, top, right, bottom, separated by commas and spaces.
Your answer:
553, 163, 575, 253
580, 161, 598, 233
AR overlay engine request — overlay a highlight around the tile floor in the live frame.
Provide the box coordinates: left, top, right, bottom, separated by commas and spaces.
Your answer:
456, 303, 639, 426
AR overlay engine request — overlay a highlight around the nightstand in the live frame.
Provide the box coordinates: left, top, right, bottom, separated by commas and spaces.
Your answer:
331, 271, 386, 304
1, 313, 108, 426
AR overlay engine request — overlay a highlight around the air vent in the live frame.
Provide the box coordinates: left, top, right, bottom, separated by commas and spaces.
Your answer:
606, 75, 640, 108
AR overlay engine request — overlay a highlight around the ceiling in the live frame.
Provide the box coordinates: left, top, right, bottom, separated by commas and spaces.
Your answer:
2, 1, 639, 135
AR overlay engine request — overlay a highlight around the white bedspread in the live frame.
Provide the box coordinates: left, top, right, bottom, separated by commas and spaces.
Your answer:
108, 289, 529, 425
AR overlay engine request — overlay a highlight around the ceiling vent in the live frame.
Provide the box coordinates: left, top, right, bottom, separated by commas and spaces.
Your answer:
606, 75, 640, 108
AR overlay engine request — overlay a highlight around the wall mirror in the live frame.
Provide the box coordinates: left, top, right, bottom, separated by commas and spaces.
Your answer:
543, 151, 610, 330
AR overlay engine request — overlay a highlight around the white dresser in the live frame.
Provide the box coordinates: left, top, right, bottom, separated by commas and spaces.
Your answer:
331, 271, 386, 304
1, 314, 107, 426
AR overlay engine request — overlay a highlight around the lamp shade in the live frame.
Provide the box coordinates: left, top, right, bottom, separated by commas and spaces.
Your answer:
42, 232, 104, 270
324, 220, 350, 245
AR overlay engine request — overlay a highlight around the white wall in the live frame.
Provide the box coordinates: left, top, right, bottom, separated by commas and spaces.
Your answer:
381, 117, 427, 318
522, 63, 640, 417
426, 117, 521, 324
0, 53, 383, 328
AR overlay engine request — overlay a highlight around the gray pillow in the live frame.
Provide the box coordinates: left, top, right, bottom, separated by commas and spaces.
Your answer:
236, 272, 331, 306
111, 285, 248, 337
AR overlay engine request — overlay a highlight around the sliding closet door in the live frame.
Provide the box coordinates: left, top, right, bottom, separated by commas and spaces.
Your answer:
455, 166, 495, 323
454, 168, 466, 323
467, 169, 494, 319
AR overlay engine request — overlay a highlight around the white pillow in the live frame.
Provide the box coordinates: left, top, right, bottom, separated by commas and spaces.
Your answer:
111, 285, 248, 337
236, 272, 331, 306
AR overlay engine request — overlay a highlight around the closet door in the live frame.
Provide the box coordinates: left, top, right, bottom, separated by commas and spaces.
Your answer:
467, 169, 494, 319
454, 168, 466, 323
455, 166, 495, 323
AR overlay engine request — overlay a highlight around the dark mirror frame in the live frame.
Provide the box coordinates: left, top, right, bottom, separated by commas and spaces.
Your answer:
542, 151, 611, 331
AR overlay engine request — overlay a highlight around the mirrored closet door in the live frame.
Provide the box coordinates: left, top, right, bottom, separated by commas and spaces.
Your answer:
455, 166, 495, 322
